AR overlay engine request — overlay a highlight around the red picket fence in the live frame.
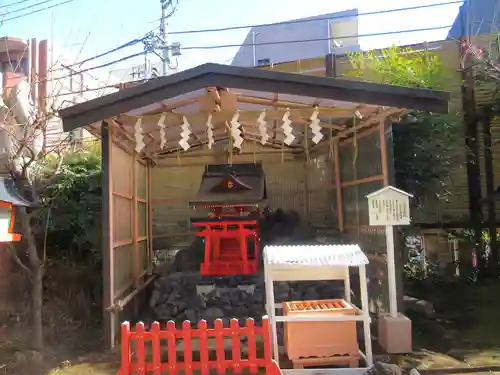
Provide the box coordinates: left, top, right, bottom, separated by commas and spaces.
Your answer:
117, 316, 283, 375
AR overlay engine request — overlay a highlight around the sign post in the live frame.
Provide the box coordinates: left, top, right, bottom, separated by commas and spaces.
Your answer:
367, 186, 413, 353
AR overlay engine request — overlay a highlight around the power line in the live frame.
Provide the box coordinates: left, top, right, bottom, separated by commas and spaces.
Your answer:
179, 25, 453, 51
66, 37, 145, 67
1, 0, 58, 16
52, 37, 448, 98
66, 1, 179, 76
1, 0, 76, 23
56, 77, 148, 98
0, 0, 32, 9
155, 0, 465, 36
74, 1, 460, 81
52, 51, 146, 81
51, 25, 453, 83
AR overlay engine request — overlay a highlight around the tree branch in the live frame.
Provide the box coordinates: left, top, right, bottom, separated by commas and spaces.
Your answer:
7, 243, 32, 280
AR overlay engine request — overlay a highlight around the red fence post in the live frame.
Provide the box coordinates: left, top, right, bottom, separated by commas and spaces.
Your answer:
151, 322, 161, 375
246, 318, 258, 374
135, 322, 146, 375
214, 318, 226, 374
262, 317, 272, 362
230, 318, 242, 373
198, 320, 210, 375
183, 321, 194, 375
167, 320, 177, 375
120, 322, 131, 375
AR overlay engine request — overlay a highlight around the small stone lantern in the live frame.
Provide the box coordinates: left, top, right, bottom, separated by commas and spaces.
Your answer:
0, 175, 31, 242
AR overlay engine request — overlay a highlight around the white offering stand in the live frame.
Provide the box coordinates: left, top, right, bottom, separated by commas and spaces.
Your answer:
263, 244, 373, 375
366, 186, 414, 354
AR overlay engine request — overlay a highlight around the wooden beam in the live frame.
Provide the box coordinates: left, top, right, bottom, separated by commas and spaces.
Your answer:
310, 108, 402, 156
339, 126, 379, 147
341, 174, 385, 188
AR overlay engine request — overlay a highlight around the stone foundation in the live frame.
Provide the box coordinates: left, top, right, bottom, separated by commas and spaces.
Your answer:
149, 272, 348, 324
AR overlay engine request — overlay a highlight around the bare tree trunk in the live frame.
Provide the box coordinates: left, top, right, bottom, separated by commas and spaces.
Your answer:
19, 206, 44, 351
31, 262, 44, 351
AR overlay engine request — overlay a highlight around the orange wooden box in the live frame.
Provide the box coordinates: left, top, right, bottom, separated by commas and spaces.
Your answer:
283, 299, 359, 360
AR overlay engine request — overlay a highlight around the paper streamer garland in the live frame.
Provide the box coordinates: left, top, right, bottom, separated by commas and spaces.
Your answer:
206, 114, 214, 149
257, 110, 269, 145
309, 107, 323, 144
157, 112, 167, 149
134, 116, 145, 153
230, 111, 243, 149
281, 109, 295, 145
178, 116, 192, 151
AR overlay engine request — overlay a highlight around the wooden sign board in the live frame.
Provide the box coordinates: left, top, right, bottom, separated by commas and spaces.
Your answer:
366, 186, 413, 226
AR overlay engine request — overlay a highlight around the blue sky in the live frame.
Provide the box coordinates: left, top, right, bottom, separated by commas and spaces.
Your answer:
0, 0, 462, 80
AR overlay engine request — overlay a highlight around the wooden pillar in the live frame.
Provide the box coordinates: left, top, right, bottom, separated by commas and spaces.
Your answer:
379, 121, 389, 186
147, 162, 153, 266
101, 121, 116, 349
333, 139, 344, 231
132, 153, 140, 287
327, 52, 344, 230
131, 154, 140, 319
304, 124, 310, 218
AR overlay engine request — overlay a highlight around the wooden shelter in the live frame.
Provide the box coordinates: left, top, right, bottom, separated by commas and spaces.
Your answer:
59, 59, 450, 348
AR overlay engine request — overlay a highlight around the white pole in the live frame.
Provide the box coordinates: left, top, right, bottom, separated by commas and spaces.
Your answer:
264, 260, 279, 363
359, 265, 373, 366
344, 267, 351, 303
160, 0, 168, 75
386, 225, 398, 318
327, 19, 332, 54
252, 32, 258, 67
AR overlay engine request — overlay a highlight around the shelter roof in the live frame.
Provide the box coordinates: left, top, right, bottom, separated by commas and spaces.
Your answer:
59, 61, 451, 158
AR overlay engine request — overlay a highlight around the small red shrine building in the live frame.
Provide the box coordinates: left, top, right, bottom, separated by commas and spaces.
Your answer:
189, 162, 266, 276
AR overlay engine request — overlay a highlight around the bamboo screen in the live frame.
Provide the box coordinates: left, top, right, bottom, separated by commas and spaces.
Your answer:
150, 142, 337, 253
338, 127, 389, 312
110, 143, 150, 300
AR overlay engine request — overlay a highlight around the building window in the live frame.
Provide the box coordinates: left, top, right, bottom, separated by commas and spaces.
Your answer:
257, 58, 270, 66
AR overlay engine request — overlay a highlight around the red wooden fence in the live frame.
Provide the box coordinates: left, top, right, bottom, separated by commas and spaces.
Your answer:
118, 316, 283, 375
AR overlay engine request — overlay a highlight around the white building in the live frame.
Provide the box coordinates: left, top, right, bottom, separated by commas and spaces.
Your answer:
231, 9, 361, 67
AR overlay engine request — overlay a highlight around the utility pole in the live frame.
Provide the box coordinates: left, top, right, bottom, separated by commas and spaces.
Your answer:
141, 0, 180, 77
142, 0, 180, 78
159, 0, 170, 75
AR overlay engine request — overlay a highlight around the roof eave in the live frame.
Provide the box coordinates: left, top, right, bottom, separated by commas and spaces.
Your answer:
59, 62, 451, 132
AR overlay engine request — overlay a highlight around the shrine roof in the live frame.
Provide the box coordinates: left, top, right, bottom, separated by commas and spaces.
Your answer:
189, 162, 266, 206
